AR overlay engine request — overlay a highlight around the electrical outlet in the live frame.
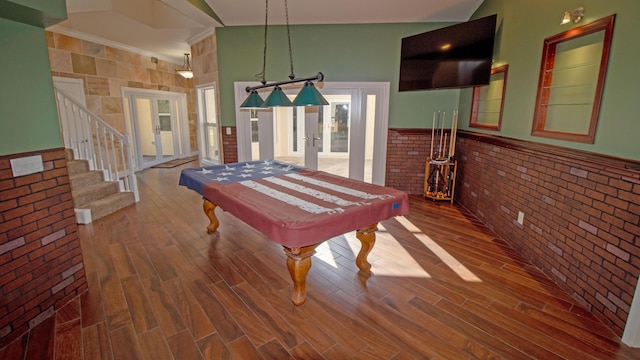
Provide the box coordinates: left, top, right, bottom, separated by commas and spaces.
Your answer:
226, 127, 232, 135
10, 155, 43, 177
517, 211, 525, 225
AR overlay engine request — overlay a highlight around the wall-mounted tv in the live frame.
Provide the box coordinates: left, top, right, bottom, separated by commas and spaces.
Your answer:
399, 14, 497, 92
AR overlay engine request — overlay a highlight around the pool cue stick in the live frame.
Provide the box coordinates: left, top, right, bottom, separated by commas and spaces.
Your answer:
443, 133, 448, 158
450, 110, 458, 157
430, 112, 436, 159
439, 112, 445, 158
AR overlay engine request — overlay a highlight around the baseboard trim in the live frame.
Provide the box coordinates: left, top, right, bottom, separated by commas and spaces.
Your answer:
75, 208, 92, 224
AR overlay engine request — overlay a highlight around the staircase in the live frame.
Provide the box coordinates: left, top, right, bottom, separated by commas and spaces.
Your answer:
66, 150, 136, 223
55, 87, 140, 224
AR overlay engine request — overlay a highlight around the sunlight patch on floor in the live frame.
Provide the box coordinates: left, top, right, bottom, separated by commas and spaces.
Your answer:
395, 216, 482, 282
342, 225, 431, 278
314, 241, 339, 268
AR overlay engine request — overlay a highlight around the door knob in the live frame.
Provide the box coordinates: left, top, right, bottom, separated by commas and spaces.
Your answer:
303, 134, 321, 147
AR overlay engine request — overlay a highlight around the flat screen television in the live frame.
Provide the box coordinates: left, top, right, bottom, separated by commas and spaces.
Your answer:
399, 14, 497, 91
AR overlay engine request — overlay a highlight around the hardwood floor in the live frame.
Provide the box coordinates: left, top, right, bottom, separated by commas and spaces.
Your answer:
2, 160, 640, 359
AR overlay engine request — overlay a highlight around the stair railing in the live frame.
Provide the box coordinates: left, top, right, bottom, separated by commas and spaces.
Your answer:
54, 87, 139, 202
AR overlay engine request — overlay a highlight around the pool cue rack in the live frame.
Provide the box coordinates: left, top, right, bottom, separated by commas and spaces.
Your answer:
424, 111, 458, 203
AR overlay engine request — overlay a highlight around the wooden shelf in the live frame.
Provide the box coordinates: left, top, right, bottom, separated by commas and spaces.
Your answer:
424, 159, 457, 203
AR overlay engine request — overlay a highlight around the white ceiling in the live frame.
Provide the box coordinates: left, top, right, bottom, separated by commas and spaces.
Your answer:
48, 0, 484, 64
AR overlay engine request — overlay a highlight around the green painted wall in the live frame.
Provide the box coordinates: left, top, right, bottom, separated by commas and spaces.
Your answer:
0, 0, 67, 27
459, 0, 640, 160
0, 17, 62, 155
216, 23, 462, 129
218, 1, 639, 161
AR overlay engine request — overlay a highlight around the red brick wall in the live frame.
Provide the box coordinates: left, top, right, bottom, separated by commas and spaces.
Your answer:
222, 126, 238, 164
0, 148, 87, 349
385, 128, 450, 194
454, 131, 640, 337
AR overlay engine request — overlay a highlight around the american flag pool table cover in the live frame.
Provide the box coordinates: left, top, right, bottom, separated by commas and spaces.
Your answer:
179, 160, 409, 305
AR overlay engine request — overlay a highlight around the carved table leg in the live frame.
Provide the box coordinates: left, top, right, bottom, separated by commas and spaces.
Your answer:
202, 199, 219, 233
355, 223, 378, 272
283, 244, 319, 306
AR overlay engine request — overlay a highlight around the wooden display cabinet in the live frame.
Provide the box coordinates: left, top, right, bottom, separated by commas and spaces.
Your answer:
424, 159, 457, 203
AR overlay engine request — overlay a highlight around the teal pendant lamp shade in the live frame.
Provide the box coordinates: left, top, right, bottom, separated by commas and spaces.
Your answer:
240, 90, 265, 108
262, 86, 293, 107
238, 0, 326, 111
293, 81, 329, 106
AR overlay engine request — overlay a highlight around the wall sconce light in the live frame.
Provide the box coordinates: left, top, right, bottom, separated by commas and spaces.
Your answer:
240, 0, 328, 109
176, 53, 193, 79
561, 6, 585, 25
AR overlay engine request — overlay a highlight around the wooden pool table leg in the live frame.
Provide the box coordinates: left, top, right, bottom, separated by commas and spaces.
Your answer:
355, 223, 378, 272
284, 244, 319, 306
202, 199, 219, 233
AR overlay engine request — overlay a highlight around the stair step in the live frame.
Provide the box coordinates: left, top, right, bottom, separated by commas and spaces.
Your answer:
70, 170, 104, 189
86, 192, 136, 221
64, 149, 74, 161
64, 149, 137, 224
72, 181, 120, 208
67, 160, 90, 175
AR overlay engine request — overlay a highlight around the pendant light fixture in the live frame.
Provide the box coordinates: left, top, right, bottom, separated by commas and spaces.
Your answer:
240, 0, 328, 109
176, 53, 194, 79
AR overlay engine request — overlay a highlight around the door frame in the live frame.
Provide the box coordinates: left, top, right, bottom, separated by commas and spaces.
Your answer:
122, 87, 190, 170
234, 81, 390, 185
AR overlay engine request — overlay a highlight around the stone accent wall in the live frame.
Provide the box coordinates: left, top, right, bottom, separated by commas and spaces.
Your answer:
46, 31, 196, 151
191, 32, 223, 162
455, 131, 640, 337
192, 32, 219, 88
0, 148, 87, 348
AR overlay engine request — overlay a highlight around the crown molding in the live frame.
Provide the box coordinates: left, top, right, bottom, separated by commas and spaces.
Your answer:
46, 25, 182, 65
186, 27, 216, 46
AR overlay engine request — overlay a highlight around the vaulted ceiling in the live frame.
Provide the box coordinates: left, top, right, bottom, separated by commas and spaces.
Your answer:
48, 0, 484, 64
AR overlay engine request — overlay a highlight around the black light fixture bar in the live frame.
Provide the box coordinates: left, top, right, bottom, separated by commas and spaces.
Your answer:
240, 0, 328, 109
245, 72, 324, 92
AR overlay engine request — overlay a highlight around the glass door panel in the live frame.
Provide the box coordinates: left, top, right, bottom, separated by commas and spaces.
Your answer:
316, 95, 351, 177
198, 85, 222, 165
135, 98, 157, 166
274, 106, 303, 166
157, 99, 175, 160
134, 96, 177, 168
251, 109, 261, 161
329, 101, 349, 153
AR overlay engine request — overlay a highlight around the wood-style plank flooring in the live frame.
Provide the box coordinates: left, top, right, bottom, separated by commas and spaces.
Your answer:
3, 160, 640, 359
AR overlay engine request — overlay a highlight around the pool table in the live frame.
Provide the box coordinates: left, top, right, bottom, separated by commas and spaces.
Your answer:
179, 160, 409, 305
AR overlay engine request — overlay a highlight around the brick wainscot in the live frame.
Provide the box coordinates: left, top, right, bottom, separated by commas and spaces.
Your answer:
385, 127, 640, 337
0, 148, 87, 348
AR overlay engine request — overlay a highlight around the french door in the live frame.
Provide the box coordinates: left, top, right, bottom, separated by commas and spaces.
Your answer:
234, 82, 389, 185
317, 96, 351, 155
123, 88, 189, 170
134, 97, 177, 167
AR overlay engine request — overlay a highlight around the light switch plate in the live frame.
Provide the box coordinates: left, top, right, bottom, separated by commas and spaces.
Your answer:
10, 155, 44, 177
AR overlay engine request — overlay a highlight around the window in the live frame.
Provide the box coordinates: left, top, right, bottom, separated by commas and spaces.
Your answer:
159, 115, 171, 131
196, 84, 222, 165
250, 109, 259, 143
469, 65, 508, 131
532, 15, 616, 143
